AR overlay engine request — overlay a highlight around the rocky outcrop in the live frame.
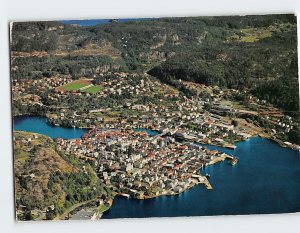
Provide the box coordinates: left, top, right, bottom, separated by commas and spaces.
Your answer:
80, 63, 121, 75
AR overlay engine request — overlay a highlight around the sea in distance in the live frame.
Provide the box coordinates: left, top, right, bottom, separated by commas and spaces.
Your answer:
60, 18, 153, 27
13, 115, 300, 218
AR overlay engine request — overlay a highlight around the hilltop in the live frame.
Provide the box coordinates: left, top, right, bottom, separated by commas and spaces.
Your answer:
14, 131, 112, 220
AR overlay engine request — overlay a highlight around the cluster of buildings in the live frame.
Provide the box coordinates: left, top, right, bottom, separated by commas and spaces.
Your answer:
94, 73, 150, 97
13, 71, 253, 147
56, 129, 227, 198
12, 75, 73, 107
12, 71, 299, 151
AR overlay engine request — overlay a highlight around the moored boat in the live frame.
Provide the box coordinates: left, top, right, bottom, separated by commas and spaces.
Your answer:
230, 157, 238, 166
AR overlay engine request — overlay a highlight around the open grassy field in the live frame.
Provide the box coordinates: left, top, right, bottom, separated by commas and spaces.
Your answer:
57, 80, 103, 94
54, 42, 121, 60
81, 85, 103, 94
58, 79, 92, 91
230, 27, 273, 43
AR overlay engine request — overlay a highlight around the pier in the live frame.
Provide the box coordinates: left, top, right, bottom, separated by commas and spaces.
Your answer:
202, 176, 213, 190
205, 153, 238, 167
191, 175, 213, 190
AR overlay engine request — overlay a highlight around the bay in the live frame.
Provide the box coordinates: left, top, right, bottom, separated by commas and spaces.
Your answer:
102, 137, 300, 218
14, 115, 88, 139
13, 115, 300, 217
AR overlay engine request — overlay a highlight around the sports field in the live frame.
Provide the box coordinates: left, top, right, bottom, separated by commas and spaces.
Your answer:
57, 79, 102, 94
63, 80, 91, 91
81, 85, 103, 94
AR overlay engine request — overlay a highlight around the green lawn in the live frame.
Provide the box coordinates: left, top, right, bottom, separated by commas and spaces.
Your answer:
81, 85, 103, 94
63, 82, 90, 91
230, 28, 273, 43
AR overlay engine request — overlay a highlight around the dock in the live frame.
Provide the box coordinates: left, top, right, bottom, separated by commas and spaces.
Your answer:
205, 153, 227, 166
205, 153, 238, 167
202, 176, 213, 190
191, 175, 213, 190
224, 144, 237, 149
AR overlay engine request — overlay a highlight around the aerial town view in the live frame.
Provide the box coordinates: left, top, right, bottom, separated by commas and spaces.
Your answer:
11, 15, 300, 221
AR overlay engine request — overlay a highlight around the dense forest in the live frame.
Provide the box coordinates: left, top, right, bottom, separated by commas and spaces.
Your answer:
11, 14, 299, 113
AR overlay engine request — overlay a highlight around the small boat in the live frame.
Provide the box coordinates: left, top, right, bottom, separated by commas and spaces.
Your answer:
225, 144, 237, 150
119, 193, 130, 198
230, 157, 238, 166
205, 173, 211, 179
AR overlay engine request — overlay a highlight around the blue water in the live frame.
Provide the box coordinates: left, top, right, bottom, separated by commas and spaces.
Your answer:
13, 116, 300, 217
60, 18, 153, 27
13, 115, 88, 139
134, 128, 160, 136
102, 137, 300, 218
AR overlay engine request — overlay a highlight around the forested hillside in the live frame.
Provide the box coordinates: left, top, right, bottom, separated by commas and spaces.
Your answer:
11, 14, 299, 113
14, 131, 112, 220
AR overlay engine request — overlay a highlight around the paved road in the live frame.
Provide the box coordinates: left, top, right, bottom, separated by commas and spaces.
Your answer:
55, 199, 96, 220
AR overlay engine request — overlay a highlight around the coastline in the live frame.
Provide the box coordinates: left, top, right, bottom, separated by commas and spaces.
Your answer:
99, 155, 229, 217
14, 114, 299, 151
98, 134, 298, 217
13, 115, 300, 220
110, 155, 232, 202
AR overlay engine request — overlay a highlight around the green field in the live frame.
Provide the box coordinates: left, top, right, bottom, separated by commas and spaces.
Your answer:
230, 28, 273, 43
81, 85, 103, 94
63, 82, 90, 91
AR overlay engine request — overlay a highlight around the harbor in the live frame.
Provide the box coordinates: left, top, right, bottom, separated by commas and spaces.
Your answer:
13, 116, 300, 219
102, 136, 300, 219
